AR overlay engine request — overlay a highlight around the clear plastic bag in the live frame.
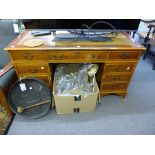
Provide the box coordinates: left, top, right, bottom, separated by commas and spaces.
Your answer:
55, 63, 97, 95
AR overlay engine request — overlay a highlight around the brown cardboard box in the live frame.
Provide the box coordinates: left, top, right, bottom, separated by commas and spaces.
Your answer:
53, 76, 99, 114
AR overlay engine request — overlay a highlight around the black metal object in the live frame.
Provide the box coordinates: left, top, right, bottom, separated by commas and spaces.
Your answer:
142, 24, 155, 70
8, 77, 52, 119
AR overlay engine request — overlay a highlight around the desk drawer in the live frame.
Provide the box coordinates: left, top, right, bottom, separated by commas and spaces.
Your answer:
109, 51, 141, 60
18, 74, 50, 84
47, 51, 108, 61
101, 82, 128, 91
102, 74, 131, 82
14, 64, 48, 74
104, 63, 135, 73
9, 50, 47, 60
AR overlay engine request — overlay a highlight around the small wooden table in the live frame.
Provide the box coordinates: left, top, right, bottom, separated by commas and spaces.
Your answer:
5, 30, 145, 98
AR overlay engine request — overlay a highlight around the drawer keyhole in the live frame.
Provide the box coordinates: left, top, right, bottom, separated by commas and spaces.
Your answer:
91, 54, 97, 59
29, 68, 37, 73
112, 77, 121, 81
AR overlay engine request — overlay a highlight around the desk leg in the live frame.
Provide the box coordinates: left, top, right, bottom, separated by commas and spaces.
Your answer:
121, 92, 127, 99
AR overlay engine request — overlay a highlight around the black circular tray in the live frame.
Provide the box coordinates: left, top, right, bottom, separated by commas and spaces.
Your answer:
8, 77, 52, 119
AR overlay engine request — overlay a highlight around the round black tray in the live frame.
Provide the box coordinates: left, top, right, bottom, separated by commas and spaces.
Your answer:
8, 77, 52, 119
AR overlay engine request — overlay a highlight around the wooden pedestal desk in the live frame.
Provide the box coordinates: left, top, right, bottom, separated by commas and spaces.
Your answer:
5, 31, 145, 98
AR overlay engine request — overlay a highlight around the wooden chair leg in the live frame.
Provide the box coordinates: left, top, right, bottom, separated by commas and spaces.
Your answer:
143, 53, 147, 60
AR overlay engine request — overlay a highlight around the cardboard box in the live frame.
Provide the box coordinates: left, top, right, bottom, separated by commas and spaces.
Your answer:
53, 76, 99, 114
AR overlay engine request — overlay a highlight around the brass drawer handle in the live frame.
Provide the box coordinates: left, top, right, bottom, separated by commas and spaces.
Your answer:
103, 83, 118, 89
90, 54, 97, 59
23, 53, 34, 60
106, 83, 119, 89
29, 68, 38, 73
115, 67, 125, 72
112, 77, 121, 81
111, 83, 118, 87
115, 66, 131, 72
75, 52, 80, 55
119, 52, 130, 59
52, 55, 64, 60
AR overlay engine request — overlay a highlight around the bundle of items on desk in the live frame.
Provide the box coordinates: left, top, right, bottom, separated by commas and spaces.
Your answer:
53, 64, 99, 114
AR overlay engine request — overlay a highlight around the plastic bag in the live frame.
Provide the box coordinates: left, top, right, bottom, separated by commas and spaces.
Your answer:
55, 63, 96, 95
